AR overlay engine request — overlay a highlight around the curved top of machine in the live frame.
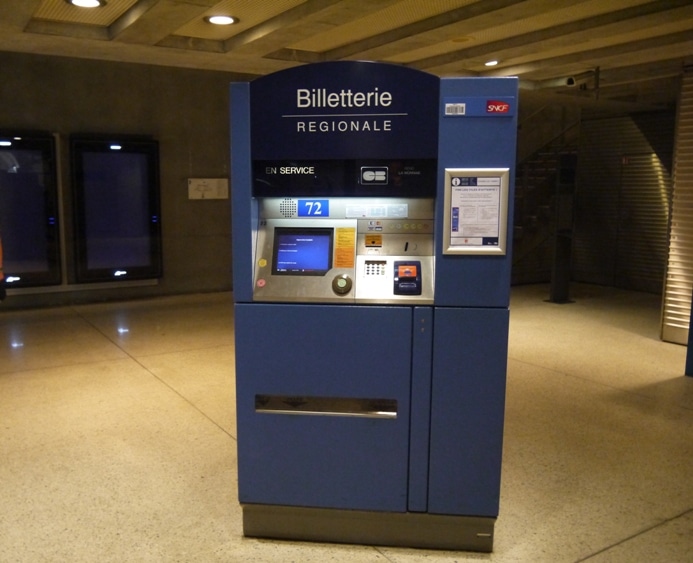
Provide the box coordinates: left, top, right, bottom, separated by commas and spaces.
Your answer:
249, 61, 439, 161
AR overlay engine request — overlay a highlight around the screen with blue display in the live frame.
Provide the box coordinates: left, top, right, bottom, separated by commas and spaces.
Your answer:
272, 227, 333, 276
0, 133, 61, 287
71, 136, 162, 283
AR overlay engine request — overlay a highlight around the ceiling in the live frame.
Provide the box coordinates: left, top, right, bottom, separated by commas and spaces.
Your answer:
1, 0, 692, 112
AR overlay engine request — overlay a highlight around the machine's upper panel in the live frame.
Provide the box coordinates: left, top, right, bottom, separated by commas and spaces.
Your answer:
249, 61, 440, 162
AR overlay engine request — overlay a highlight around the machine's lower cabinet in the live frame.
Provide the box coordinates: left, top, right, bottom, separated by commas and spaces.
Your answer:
234, 303, 507, 552
235, 303, 413, 512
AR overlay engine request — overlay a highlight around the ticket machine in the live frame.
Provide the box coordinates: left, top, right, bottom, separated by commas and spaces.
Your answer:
231, 61, 517, 552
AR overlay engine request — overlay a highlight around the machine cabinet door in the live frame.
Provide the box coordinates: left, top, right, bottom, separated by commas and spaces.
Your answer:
235, 303, 413, 512
428, 307, 509, 517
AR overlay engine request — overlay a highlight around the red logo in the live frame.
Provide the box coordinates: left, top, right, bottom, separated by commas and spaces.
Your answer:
487, 100, 510, 113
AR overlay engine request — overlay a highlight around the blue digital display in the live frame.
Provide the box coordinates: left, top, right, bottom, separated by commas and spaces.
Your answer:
298, 199, 329, 217
272, 227, 333, 276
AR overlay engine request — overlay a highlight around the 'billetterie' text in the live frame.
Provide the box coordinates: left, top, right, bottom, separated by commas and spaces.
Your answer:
297, 88, 392, 108
294, 87, 394, 134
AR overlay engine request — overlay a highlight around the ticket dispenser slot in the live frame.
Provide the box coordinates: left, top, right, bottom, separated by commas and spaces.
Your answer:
365, 234, 382, 247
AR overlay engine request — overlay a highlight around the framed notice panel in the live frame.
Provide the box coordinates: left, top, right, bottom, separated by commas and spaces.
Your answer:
443, 168, 509, 255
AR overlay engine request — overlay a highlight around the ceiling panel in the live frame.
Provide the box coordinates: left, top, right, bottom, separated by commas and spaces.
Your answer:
0, 0, 688, 111
173, 0, 306, 41
34, 0, 138, 25
496, 26, 693, 79
288, 0, 477, 52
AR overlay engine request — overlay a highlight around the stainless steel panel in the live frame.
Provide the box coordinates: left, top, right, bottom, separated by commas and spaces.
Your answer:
252, 217, 357, 303
354, 255, 434, 304
252, 197, 435, 304
242, 504, 496, 552
257, 196, 435, 220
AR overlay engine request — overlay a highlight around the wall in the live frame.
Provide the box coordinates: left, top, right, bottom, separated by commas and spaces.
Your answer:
0, 51, 255, 308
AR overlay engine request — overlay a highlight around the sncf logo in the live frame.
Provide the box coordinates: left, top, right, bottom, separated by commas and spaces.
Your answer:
487, 100, 510, 113
361, 167, 388, 185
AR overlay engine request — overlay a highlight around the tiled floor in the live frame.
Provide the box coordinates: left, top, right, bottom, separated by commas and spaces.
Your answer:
0, 284, 691, 562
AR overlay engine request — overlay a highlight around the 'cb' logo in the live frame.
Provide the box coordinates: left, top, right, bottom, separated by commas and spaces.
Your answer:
486, 100, 510, 113
361, 167, 388, 185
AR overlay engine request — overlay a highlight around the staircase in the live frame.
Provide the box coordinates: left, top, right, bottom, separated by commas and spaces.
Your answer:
512, 115, 580, 285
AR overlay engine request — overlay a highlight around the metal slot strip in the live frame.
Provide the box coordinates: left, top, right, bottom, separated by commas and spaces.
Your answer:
255, 395, 397, 419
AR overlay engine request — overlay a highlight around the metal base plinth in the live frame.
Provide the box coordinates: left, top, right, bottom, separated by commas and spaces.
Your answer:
242, 504, 495, 552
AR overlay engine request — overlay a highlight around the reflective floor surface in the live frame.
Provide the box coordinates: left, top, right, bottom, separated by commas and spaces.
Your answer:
0, 284, 691, 562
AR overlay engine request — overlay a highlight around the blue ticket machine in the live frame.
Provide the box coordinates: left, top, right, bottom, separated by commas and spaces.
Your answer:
231, 61, 517, 552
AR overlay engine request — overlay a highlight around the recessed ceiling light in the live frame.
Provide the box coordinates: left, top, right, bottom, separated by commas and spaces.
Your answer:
206, 15, 236, 25
66, 0, 106, 7
485, 60, 499, 67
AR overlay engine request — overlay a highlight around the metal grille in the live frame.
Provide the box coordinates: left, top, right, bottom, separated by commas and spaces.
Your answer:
279, 198, 297, 217
573, 112, 675, 293
617, 152, 672, 294
662, 71, 693, 344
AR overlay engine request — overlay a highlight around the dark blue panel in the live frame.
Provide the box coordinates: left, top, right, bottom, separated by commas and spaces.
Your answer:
235, 303, 413, 512
249, 61, 439, 160
251, 157, 437, 198
434, 77, 518, 307
230, 83, 254, 303
428, 307, 509, 517
408, 306, 433, 512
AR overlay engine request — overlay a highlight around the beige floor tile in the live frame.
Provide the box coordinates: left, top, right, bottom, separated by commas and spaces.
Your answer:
139, 345, 237, 437
0, 308, 127, 374
585, 510, 693, 562
210, 538, 390, 562
0, 359, 237, 562
496, 359, 692, 562
1, 285, 691, 562
76, 292, 234, 357
509, 284, 690, 407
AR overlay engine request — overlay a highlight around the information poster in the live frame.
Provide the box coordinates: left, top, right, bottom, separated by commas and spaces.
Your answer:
443, 168, 509, 255
334, 227, 356, 268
